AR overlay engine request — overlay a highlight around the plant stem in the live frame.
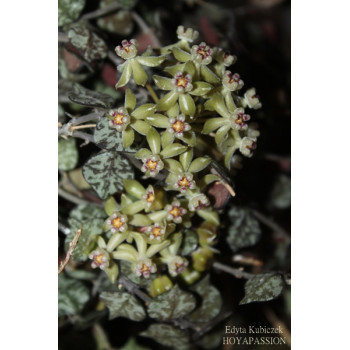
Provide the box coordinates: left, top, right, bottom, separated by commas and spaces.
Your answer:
69, 111, 105, 126
58, 187, 95, 206
212, 261, 254, 279
70, 124, 96, 131
131, 11, 161, 48
80, 2, 121, 21
118, 275, 152, 304
145, 82, 159, 102
92, 323, 114, 350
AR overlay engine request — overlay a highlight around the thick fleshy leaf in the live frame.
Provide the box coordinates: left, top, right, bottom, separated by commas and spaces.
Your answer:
69, 84, 115, 108
68, 25, 108, 63
123, 126, 135, 148
224, 145, 237, 169
190, 81, 213, 96
131, 59, 148, 86
137, 55, 166, 67
123, 200, 145, 215
131, 120, 151, 135
226, 207, 261, 252
125, 88, 136, 111
94, 116, 124, 151
161, 130, 174, 148
140, 324, 190, 350
202, 118, 226, 134
70, 204, 106, 221
145, 114, 170, 128
104, 196, 119, 216
240, 274, 284, 305
135, 148, 152, 159
100, 291, 146, 321
183, 61, 196, 77
179, 93, 195, 116
116, 61, 133, 88
147, 210, 167, 223
123, 179, 145, 199
172, 46, 191, 62
188, 157, 211, 173
129, 214, 152, 226
215, 125, 230, 146
180, 131, 196, 147
160, 143, 187, 159
198, 174, 221, 189
164, 159, 183, 174
83, 152, 134, 199
205, 93, 229, 118
180, 230, 198, 256
200, 65, 220, 84
131, 103, 156, 119
58, 138, 78, 171
146, 128, 161, 154
197, 210, 220, 226
163, 63, 185, 77
147, 285, 196, 320
187, 275, 222, 322
58, 274, 89, 316
180, 149, 193, 172
153, 75, 174, 91
58, 0, 86, 27
156, 90, 178, 111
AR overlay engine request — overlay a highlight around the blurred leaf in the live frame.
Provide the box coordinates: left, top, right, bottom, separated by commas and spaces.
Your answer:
68, 25, 108, 63
239, 273, 284, 305
119, 0, 138, 10
58, 138, 78, 171
197, 329, 225, 350
58, 274, 89, 316
120, 337, 151, 350
58, 0, 86, 27
82, 151, 134, 200
94, 116, 125, 151
226, 207, 261, 252
269, 174, 291, 209
65, 217, 104, 261
68, 84, 115, 108
68, 168, 91, 190
65, 269, 97, 280
70, 204, 106, 221
180, 230, 198, 256
140, 324, 190, 350
147, 285, 196, 320
100, 291, 146, 321
187, 275, 222, 322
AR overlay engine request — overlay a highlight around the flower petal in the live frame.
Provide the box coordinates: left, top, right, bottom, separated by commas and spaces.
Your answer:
135, 148, 152, 159
180, 148, 193, 172
161, 130, 175, 148
190, 81, 213, 96
123, 179, 146, 198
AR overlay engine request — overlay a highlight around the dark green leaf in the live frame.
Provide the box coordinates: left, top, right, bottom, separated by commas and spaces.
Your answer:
58, 274, 90, 316
82, 151, 134, 199
69, 204, 106, 221
68, 84, 115, 108
240, 273, 284, 305
97, 8, 134, 35
140, 324, 190, 350
58, 0, 86, 27
269, 174, 291, 209
100, 291, 146, 321
94, 116, 125, 151
147, 284, 196, 320
58, 138, 78, 171
187, 275, 222, 322
226, 207, 261, 252
180, 230, 198, 256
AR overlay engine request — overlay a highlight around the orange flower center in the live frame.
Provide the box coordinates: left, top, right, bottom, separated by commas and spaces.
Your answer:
169, 206, 180, 217
114, 113, 125, 125
172, 120, 185, 133
146, 192, 155, 203
235, 115, 244, 125
176, 77, 187, 88
152, 227, 163, 237
178, 176, 190, 188
198, 49, 207, 58
94, 254, 104, 265
141, 263, 149, 272
112, 217, 123, 229
125, 46, 130, 53
146, 159, 158, 170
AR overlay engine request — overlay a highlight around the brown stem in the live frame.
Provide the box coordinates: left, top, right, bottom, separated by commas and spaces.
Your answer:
58, 227, 82, 274
118, 275, 152, 304
213, 261, 254, 279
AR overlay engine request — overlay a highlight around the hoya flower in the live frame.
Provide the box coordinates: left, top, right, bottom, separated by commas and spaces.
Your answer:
213, 48, 237, 67
240, 137, 257, 158
191, 42, 213, 65
105, 212, 128, 233
243, 88, 262, 109
115, 39, 166, 88
165, 200, 187, 223
188, 193, 210, 212
167, 256, 189, 276
107, 107, 130, 132
147, 223, 166, 241
134, 258, 157, 278
168, 114, 191, 138
89, 249, 110, 270
153, 72, 212, 116
174, 172, 196, 193
141, 154, 164, 177
176, 26, 199, 43
141, 185, 156, 210
222, 71, 244, 91
203, 93, 251, 146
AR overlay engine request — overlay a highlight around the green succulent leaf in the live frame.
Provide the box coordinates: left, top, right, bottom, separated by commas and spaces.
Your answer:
163, 63, 185, 77
202, 118, 226, 134
104, 197, 119, 216
200, 65, 220, 84
240, 274, 284, 305
226, 207, 261, 252
161, 130, 175, 148
147, 284, 196, 320
160, 143, 187, 159
131, 103, 156, 119
131, 120, 151, 135
188, 157, 211, 173
68, 25, 108, 63
140, 324, 190, 350
131, 59, 148, 86
164, 159, 183, 174
82, 152, 134, 200
183, 61, 196, 77
123, 179, 145, 199
100, 291, 146, 321
145, 114, 170, 128
156, 90, 178, 111
179, 93, 195, 116
116, 61, 133, 88
94, 116, 125, 151
215, 125, 230, 146
187, 275, 222, 322
137, 55, 166, 67
68, 84, 115, 108
153, 75, 174, 90
190, 81, 213, 96
172, 46, 191, 62
123, 126, 135, 148
58, 138, 78, 171
179, 131, 196, 147
129, 214, 152, 226
58, 274, 90, 317
146, 128, 161, 154
125, 88, 136, 112
197, 210, 220, 226
58, 0, 86, 27
180, 148, 193, 171
135, 148, 152, 159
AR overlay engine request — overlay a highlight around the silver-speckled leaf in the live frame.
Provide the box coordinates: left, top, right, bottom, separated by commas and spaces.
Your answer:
119, 261, 153, 288
187, 275, 222, 322
140, 324, 190, 350
94, 116, 125, 151
70, 204, 106, 221
147, 285, 196, 320
58, 138, 78, 171
68, 25, 108, 63
68, 84, 115, 108
226, 207, 261, 253
180, 230, 198, 256
82, 151, 134, 200
65, 217, 104, 262
58, 274, 90, 316
240, 273, 284, 305
58, 0, 86, 27
100, 291, 146, 321
269, 174, 291, 209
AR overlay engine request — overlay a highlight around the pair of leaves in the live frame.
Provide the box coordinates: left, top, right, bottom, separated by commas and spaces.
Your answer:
82, 151, 134, 200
